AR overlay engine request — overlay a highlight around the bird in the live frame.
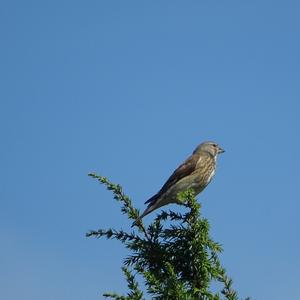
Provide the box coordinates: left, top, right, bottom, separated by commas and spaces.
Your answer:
140, 141, 225, 219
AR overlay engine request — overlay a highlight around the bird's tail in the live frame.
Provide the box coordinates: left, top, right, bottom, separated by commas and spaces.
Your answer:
144, 193, 159, 204
140, 203, 157, 219
131, 204, 156, 228
131, 195, 162, 227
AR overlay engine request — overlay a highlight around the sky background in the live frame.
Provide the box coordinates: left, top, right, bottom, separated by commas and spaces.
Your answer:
1, 1, 300, 299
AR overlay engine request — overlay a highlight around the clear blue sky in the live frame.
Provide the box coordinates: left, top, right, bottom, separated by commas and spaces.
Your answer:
1, 1, 300, 299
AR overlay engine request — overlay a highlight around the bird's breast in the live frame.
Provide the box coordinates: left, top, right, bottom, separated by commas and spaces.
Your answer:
194, 161, 216, 188
207, 168, 216, 183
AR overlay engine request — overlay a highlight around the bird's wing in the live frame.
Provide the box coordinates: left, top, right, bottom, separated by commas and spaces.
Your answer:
145, 153, 200, 204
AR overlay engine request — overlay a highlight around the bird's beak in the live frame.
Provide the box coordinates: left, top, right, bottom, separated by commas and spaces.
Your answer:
218, 147, 225, 154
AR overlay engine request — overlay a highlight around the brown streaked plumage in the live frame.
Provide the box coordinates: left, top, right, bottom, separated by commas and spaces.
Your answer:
140, 141, 225, 218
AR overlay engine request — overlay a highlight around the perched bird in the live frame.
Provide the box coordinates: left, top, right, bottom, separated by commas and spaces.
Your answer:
140, 141, 225, 218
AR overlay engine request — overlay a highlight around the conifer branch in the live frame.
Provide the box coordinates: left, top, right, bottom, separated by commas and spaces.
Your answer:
87, 173, 250, 300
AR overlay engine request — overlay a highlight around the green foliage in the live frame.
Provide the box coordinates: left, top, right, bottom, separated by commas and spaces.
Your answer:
87, 173, 250, 300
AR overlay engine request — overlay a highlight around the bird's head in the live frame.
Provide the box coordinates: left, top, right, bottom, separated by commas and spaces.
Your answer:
193, 141, 225, 157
